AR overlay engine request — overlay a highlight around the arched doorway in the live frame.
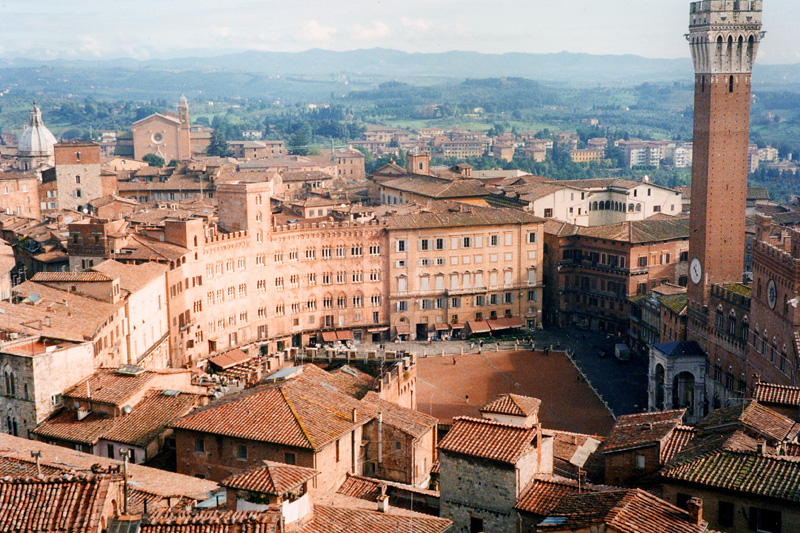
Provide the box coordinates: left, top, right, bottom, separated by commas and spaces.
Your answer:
654, 364, 666, 410
673, 371, 695, 417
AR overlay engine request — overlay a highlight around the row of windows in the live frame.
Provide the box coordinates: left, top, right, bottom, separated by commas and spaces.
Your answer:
397, 269, 533, 292
396, 232, 536, 252
206, 284, 249, 304
274, 245, 380, 263
273, 270, 381, 289
396, 290, 537, 312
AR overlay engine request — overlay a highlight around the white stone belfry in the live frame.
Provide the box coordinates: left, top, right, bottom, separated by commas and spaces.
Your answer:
686, 0, 764, 75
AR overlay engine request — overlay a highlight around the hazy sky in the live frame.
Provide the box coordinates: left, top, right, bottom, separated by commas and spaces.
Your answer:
1, 0, 797, 63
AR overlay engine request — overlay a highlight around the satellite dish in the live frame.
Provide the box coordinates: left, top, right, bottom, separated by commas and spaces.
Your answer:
122, 405, 132, 415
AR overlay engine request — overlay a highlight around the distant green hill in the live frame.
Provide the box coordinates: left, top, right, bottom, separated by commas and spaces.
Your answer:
1, 48, 798, 101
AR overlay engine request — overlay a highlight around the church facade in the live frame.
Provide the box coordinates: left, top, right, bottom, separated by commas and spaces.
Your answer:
131, 96, 192, 163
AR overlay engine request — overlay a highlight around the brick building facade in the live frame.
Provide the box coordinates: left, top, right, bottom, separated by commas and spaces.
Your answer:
544, 218, 689, 334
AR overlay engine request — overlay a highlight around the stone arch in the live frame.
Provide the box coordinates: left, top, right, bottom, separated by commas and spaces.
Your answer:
673, 371, 696, 416
654, 363, 666, 410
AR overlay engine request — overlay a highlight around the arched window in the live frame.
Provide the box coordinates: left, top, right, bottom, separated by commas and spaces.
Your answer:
593, 201, 599, 210
629, 203, 634, 212
605, 200, 611, 210
636, 204, 642, 212
599, 202, 605, 211
729, 75, 734, 93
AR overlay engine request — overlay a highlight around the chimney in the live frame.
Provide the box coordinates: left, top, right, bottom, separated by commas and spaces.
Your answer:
352, 408, 358, 423
686, 497, 703, 526
377, 484, 389, 513
756, 440, 765, 455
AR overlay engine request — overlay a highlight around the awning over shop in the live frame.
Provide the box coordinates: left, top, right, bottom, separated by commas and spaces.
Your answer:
395, 325, 411, 335
434, 323, 450, 331
208, 348, 250, 370
368, 327, 390, 333
336, 330, 353, 341
321, 331, 338, 342
467, 320, 491, 334
450, 323, 465, 329
487, 317, 525, 331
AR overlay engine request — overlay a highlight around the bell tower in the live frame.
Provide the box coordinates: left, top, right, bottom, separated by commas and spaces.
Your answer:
177, 94, 192, 161
686, 0, 764, 310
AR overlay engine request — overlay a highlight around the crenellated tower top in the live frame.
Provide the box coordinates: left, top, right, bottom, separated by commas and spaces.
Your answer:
687, 0, 764, 74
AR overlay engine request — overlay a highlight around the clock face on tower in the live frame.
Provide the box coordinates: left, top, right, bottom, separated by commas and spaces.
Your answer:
767, 278, 777, 310
690, 258, 702, 285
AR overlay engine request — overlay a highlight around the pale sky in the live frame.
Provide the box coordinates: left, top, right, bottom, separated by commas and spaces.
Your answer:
1, 0, 797, 64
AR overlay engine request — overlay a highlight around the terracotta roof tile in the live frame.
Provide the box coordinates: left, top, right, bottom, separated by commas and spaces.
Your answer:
336, 474, 382, 502
64, 367, 156, 406
438, 416, 536, 465
173, 365, 370, 450
0, 474, 114, 533
660, 425, 697, 464
380, 201, 542, 230
140, 510, 278, 533
695, 400, 795, 442
32, 409, 116, 445
0, 434, 218, 503
661, 449, 800, 503
221, 461, 318, 496
601, 409, 686, 454
515, 474, 611, 515
91, 259, 167, 294
753, 382, 800, 407
325, 366, 374, 399
361, 392, 437, 439
575, 217, 689, 244
538, 488, 706, 532
31, 271, 114, 282
101, 391, 201, 447
297, 505, 452, 533
480, 393, 541, 417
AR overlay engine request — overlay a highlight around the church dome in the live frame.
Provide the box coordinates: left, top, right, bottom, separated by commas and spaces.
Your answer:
18, 104, 57, 156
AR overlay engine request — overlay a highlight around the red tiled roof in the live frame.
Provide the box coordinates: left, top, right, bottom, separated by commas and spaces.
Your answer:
753, 382, 800, 406
297, 505, 452, 533
64, 367, 156, 406
480, 393, 541, 417
208, 348, 251, 370
101, 391, 201, 447
221, 461, 318, 496
173, 365, 371, 450
140, 510, 277, 533
660, 425, 697, 464
538, 488, 706, 532
515, 474, 605, 515
34, 391, 200, 448
438, 416, 536, 465
696, 400, 795, 442
661, 449, 800, 503
361, 391, 437, 439
33, 409, 115, 445
326, 366, 374, 399
601, 409, 686, 454
0, 474, 114, 533
31, 271, 114, 282
336, 474, 382, 502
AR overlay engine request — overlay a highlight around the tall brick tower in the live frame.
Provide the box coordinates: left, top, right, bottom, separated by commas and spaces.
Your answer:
686, 0, 764, 309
